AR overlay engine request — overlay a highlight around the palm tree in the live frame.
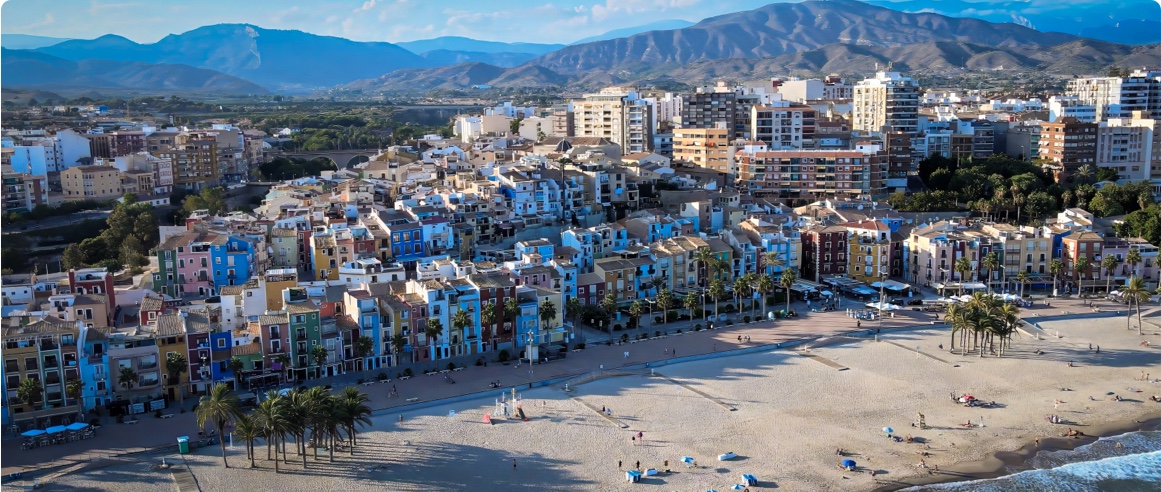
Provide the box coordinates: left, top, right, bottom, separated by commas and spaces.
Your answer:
65, 378, 83, 407
1016, 270, 1030, 298
320, 396, 344, 462
539, 299, 556, 334
779, 269, 797, 315
234, 414, 260, 468
600, 291, 618, 327
390, 334, 407, 364
684, 292, 699, 322
693, 247, 717, 289
504, 298, 519, 332
756, 274, 774, 321
338, 387, 372, 451
1074, 256, 1091, 293
945, 303, 965, 352
656, 288, 674, 324
255, 392, 290, 472
273, 353, 292, 384
1050, 258, 1065, 295
228, 357, 245, 386
353, 336, 374, 373
1123, 276, 1151, 336
195, 384, 243, 468
629, 301, 644, 336
709, 278, 726, 322
482, 302, 498, 341
763, 250, 784, 277
954, 257, 973, 293
311, 345, 328, 378
982, 251, 1001, 293
118, 366, 138, 397
301, 386, 330, 463
425, 318, 444, 355
565, 297, 582, 334
741, 272, 759, 319
17, 378, 42, 410
166, 352, 187, 402
1126, 247, 1142, 279
732, 275, 750, 316
452, 307, 473, 349
1102, 255, 1121, 294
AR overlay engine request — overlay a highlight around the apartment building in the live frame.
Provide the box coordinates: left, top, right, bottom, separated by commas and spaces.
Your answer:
733, 143, 888, 202
844, 220, 893, 284
1039, 117, 1098, 180
87, 131, 146, 159
801, 225, 848, 282
1, 168, 48, 213
672, 126, 731, 172
60, 165, 122, 201
1065, 70, 1161, 121
1104, 110, 1159, 185
681, 86, 737, 137
852, 72, 920, 135
2, 318, 80, 419
159, 138, 218, 190
750, 104, 817, 150
1097, 123, 1152, 181
572, 88, 653, 154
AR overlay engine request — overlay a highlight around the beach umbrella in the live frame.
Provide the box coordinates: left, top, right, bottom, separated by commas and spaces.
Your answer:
66, 422, 89, 431
681, 456, 695, 463
732, 485, 746, 490
21, 429, 46, 437
46, 425, 67, 434
842, 459, 856, 468
882, 427, 893, 434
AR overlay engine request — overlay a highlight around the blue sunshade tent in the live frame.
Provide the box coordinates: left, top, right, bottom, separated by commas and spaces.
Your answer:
45, 425, 67, 434
21, 429, 46, 437
841, 459, 857, 468
66, 422, 89, 431
883, 427, 894, 434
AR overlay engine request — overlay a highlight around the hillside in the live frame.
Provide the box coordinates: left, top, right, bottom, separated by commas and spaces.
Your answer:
34, 24, 427, 90
530, 0, 1082, 75
397, 36, 563, 55
1, 49, 266, 94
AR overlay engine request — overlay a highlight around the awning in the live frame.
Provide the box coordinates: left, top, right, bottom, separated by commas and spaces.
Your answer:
21, 429, 46, 437
46, 425, 67, 434
66, 422, 90, 431
866, 302, 899, 311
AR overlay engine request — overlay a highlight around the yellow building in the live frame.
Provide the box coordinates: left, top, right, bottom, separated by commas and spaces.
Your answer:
843, 220, 892, 284
673, 126, 731, 172
61, 165, 122, 201
150, 313, 188, 401
379, 297, 412, 366
3, 316, 80, 418
310, 230, 339, 280
269, 228, 300, 269
261, 268, 299, 312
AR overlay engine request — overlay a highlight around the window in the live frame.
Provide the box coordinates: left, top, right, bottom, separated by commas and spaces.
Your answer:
217, 338, 226, 348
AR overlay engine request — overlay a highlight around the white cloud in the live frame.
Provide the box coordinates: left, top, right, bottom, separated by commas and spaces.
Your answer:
354, 0, 378, 13
18, 13, 55, 30
590, 0, 701, 22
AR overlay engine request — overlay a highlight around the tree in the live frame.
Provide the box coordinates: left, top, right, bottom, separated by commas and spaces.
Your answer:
166, 352, 187, 402
452, 308, 473, 347
1049, 259, 1065, 295
311, 345, 328, 376
354, 336, 374, 372
565, 297, 583, 330
982, 252, 1001, 293
234, 415, 260, 468
756, 274, 774, 320
1126, 247, 1143, 279
762, 250, 784, 277
118, 367, 138, 393
338, 387, 372, 452
182, 187, 227, 216
1016, 270, 1030, 298
390, 334, 407, 363
629, 300, 644, 334
1073, 256, 1091, 292
504, 298, 519, 330
255, 392, 290, 472
425, 318, 444, 346
274, 353, 291, 384
195, 384, 244, 468
709, 278, 726, 321
229, 357, 245, 382
954, 257, 973, 292
1123, 276, 1151, 335
733, 276, 751, 315
656, 289, 674, 323
694, 247, 718, 290
481, 302, 498, 338
684, 292, 699, 320
539, 299, 556, 334
66, 379, 83, 406
779, 269, 797, 314
17, 378, 42, 409
62, 244, 87, 270
1102, 255, 1121, 294
600, 291, 618, 323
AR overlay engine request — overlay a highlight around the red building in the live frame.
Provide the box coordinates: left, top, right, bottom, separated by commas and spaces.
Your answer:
802, 225, 849, 282
68, 268, 116, 326
469, 273, 517, 351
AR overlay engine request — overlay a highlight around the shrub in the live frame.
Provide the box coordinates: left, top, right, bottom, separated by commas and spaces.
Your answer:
694, 324, 702, 331
447, 362, 456, 371
475, 357, 484, 366
654, 316, 663, 324
154, 410, 162, 418
676, 329, 683, 334
378, 372, 388, 380
403, 368, 414, 377
723, 304, 736, 313
725, 320, 734, 326
89, 418, 100, 426
576, 343, 586, 350
744, 315, 752, 323
621, 334, 629, 343
654, 330, 661, 337
498, 350, 510, 363
613, 324, 623, 331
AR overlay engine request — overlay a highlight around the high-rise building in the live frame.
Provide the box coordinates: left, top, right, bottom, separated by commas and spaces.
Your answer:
87, 131, 146, 159
681, 84, 737, 136
750, 104, 817, 149
852, 72, 920, 135
733, 142, 887, 201
160, 138, 219, 190
572, 88, 653, 154
1101, 111, 1157, 182
673, 126, 731, 172
551, 104, 574, 137
1065, 70, 1161, 121
1039, 117, 1098, 181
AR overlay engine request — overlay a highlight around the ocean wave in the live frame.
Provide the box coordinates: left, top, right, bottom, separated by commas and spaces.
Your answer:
903, 431, 1161, 492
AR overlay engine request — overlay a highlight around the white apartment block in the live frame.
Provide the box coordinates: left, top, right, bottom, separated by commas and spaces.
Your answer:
777, 77, 852, 103
1105, 110, 1161, 190
1096, 123, 1151, 181
572, 87, 653, 155
1048, 96, 1098, 123
852, 72, 920, 135
1066, 70, 1161, 121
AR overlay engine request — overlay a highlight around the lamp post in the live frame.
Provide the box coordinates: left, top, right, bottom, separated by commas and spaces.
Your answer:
525, 330, 535, 390
879, 271, 888, 331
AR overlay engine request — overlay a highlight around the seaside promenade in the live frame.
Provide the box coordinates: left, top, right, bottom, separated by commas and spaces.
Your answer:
2, 293, 1156, 487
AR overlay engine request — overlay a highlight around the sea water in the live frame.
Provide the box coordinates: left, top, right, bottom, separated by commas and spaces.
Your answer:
904, 431, 1161, 492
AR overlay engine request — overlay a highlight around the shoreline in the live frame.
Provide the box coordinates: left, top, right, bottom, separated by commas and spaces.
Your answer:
872, 411, 1161, 491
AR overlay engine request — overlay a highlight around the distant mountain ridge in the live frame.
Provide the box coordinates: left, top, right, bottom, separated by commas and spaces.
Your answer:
570, 20, 696, 45
396, 36, 564, 55
32, 24, 427, 90
1, 34, 74, 50
1, 48, 266, 93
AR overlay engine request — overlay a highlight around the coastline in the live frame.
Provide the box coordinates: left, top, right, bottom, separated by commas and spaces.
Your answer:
872, 411, 1161, 491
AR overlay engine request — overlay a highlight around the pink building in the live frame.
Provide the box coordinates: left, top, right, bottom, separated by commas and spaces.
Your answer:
1102, 237, 1159, 290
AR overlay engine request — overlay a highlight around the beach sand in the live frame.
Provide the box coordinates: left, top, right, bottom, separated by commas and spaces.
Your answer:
31, 314, 1161, 492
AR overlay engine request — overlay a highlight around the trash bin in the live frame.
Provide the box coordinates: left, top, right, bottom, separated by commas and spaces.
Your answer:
177, 436, 189, 454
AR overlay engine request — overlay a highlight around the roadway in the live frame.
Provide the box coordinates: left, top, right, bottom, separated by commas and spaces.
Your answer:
2, 211, 111, 234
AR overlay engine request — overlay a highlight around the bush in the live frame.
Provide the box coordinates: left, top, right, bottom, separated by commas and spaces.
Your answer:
654, 316, 664, 324
89, 418, 100, 426
621, 334, 629, 343
694, 324, 702, 331
475, 357, 484, 366
676, 329, 683, 334
576, 343, 586, 350
613, 324, 623, 331
725, 320, 734, 326
403, 368, 414, 377
498, 350, 510, 363
377, 372, 388, 381
447, 362, 456, 371
723, 304, 737, 313
654, 330, 661, 338
744, 315, 751, 323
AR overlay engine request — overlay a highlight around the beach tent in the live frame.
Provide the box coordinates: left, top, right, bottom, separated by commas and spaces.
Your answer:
21, 429, 45, 437
66, 422, 89, 431
45, 425, 67, 434
841, 459, 856, 468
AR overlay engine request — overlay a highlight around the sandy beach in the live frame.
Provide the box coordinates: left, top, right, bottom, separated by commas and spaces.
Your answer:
20, 312, 1161, 492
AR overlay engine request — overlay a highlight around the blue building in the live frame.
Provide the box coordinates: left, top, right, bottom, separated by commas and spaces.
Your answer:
388, 222, 425, 263
208, 330, 234, 386
345, 290, 384, 370
515, 239, 555, 263
77, 325, 111, 412
210, 235, 256, 289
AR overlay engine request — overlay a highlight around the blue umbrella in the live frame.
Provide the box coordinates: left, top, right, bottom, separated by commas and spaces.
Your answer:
883, 427, 894, 434
21, 429, 46, 437
66, 422, 89, 431
46, 425, 67, 434
842, 459, 856, 468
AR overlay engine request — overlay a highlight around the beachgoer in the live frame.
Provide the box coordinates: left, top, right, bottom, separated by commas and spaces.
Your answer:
857, 320, 861, 327
1035, 436, 1040, 446
636, 460, 640, 470
1096, 346, 1100, 353
870, 470, 877, 477
631, 436, 635, 445
738, 335, 743, 342
618, 460, 622, 469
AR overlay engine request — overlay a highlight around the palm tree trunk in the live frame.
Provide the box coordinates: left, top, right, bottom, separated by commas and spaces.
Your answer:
329, 434, 335, 462
1136, 298, 1144, 336
273, 437, 280, 473
218, 424, 230, 468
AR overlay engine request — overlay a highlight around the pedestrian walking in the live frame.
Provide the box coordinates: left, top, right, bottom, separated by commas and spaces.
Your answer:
618, 460, 622, 469
512, 459, 517, 470
636, 460, 640, 470
631, 436, 636, 445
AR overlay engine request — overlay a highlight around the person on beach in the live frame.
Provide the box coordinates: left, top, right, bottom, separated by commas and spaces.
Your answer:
635, 460, 640, 470
512, 459, 517, 470
618, 460, 622, 469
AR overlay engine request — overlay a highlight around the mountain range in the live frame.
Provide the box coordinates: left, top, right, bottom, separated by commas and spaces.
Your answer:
4, 0, 1160, 95
0, 34, 74, 50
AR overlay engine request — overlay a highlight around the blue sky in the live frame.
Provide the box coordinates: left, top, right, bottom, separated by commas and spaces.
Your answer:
0, 0, 1144, 45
